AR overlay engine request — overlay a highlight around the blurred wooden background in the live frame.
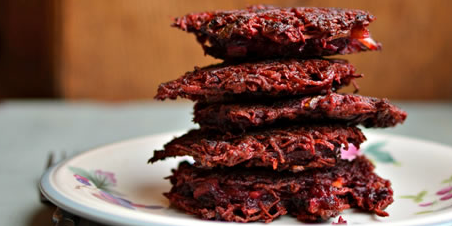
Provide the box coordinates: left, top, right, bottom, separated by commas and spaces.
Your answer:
1, 0, 452, 100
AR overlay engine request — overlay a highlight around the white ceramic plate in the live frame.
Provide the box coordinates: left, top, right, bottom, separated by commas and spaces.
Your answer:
40, 130, 452, 226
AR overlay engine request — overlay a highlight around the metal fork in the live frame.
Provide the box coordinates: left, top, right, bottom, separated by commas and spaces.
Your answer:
40, 152, 80, 226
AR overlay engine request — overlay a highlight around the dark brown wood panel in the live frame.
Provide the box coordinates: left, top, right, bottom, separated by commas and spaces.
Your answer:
0, 0, 57, 98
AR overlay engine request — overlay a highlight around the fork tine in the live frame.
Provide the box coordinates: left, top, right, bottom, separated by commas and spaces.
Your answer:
41, 152, 55, 203
46, 152, 55, 170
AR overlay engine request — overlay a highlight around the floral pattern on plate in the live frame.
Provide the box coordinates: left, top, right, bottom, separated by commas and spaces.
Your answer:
69, 166, 164, 210
363, 141, 400, 166
400, 174, 452, 215
341, 141, 399, 165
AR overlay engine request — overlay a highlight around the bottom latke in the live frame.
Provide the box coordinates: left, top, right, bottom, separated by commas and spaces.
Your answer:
164, 156, 393, 223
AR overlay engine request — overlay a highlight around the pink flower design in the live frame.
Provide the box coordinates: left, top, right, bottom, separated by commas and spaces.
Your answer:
341, 144, 361, 161
74, 174, 91, 186
419, 202, 434, 207
94, 170, 117, 185
440, 193, 452, 201
436, 186, 452, 195
93, 191, 134, 209
71, 167, 164, 211
92, 191, 164, 210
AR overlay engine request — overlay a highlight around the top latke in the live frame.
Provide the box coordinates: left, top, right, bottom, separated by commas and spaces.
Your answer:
173, 5, 381, 59
155, 58, 359, 103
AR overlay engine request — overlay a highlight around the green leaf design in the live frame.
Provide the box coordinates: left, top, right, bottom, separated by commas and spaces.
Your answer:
414, 191, 428, 203
365, 141, 387, 152
442, 175, 452, 184
69, 166, 112, 191
415, 210, 435, 215
400, 190, 428, 203
69, 166, 92, 180
399, 195, 417, 199
363, 141, 399, 165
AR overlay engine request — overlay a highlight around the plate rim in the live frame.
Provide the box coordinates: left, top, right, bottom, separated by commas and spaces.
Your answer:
40, 130, 452, 226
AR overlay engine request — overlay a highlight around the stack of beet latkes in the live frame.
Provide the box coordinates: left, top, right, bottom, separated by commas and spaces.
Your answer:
150, 5, 407, 223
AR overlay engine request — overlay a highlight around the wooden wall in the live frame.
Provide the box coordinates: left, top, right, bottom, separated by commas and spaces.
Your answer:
2, 0, 452, 100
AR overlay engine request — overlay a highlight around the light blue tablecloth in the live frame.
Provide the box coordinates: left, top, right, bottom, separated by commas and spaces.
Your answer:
0, 101, 451, 226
